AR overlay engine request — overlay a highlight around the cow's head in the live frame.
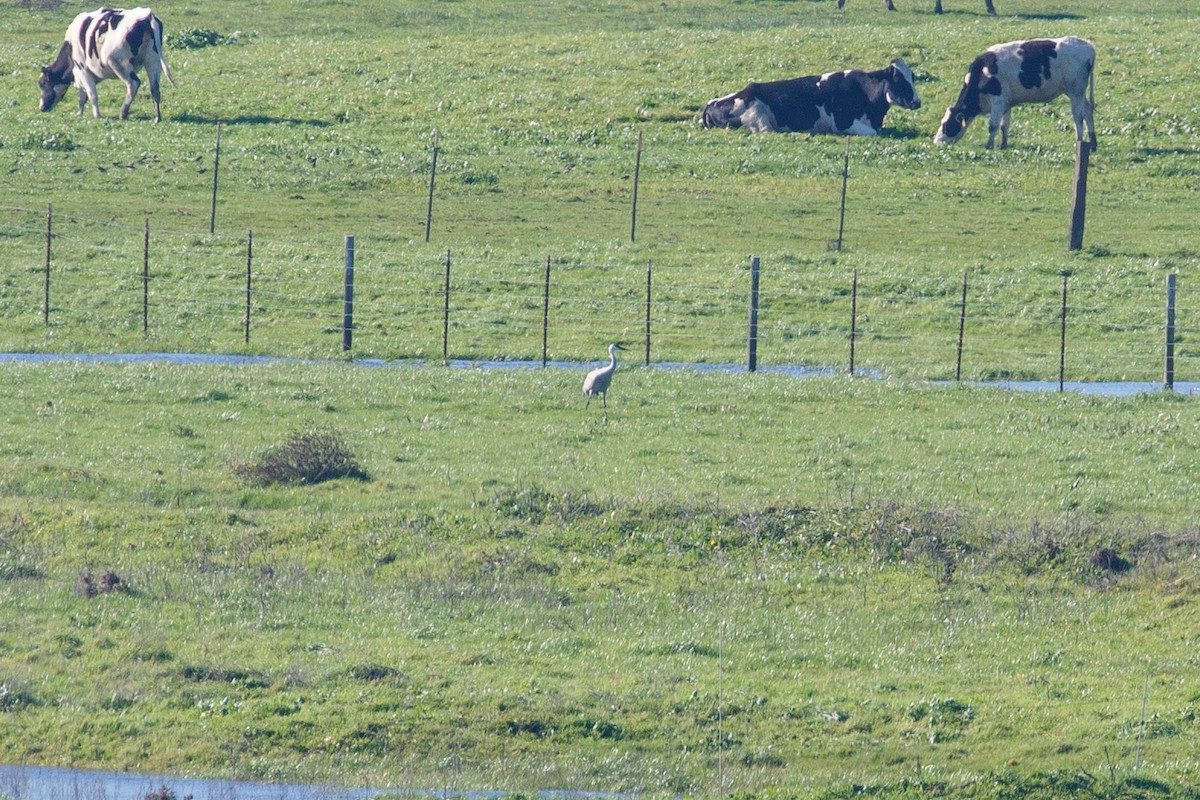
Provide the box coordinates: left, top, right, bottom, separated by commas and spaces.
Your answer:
38, 67, 71, 112
884, 59, 921, 110
38, 42, 74, 113
934, 51, 1001, 145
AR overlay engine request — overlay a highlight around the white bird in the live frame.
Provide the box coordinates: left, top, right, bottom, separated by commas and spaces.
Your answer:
582, 343, 628, 408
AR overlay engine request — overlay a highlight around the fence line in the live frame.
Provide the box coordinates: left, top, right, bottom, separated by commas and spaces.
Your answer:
1, 205, 1192, 385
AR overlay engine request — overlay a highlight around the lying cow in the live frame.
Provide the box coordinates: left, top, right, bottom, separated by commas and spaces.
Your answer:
837, 0, 996, 14
934, 36, 1096, 150
702, 59, 920, 136
39, 7, 176, 122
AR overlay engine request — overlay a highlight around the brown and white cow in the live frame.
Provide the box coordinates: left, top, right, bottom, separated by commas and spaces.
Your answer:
39, 7, 176, 122
837, 0, 996, 14
934, 36, 1096, 150
702, 59, 921, 136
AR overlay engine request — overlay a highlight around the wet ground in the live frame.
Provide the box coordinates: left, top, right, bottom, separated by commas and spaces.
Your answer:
0, 352, 1194, 396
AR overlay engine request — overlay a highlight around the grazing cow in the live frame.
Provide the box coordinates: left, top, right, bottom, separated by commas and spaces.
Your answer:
39, 7, 176, 122
934, 36, 1096, 150
702, 59, 920, 136
837, 0, 996, 14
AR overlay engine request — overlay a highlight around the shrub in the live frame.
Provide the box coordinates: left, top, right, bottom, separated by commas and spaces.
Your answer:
233, 427, 369, 486
168, 28, 245, 49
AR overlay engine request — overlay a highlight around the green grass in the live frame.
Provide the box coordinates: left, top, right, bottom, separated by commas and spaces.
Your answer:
1, 0, 1200, 796
2, 362, 1200, 797
0, 0, 1196, 375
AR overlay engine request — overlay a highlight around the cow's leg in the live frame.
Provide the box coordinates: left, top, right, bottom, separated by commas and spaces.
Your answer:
837, 0, 846, 7
985, 108, 1002, 149
119, 72, 141, 120
1070, 93, 1097, 152
983, 0, 996, 14
934, 0, 944, 12
998, 109, 1011, 149
885, 0, 897, 9
77, 75, 101, 118
149, 80, 162, 123
147, 72, 163, 123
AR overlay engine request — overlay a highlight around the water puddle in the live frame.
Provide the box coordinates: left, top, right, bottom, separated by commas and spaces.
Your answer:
0, 765, 379, 800
0, 765, 626, 800
0, 353, 1194, 397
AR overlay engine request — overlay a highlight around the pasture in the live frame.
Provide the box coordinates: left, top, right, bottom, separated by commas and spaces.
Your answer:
1, 0, 1199, 797
0, 0, 1196, 375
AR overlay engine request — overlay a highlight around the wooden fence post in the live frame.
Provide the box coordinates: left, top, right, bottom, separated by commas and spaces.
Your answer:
1058, 272, 1069, 392
442, 249, 451, 364
956, 272, 968, 382
644, 259, 652, 366
426, 129, 440, 243
1165, 273, 1177, 391
747, 256, 760, 372
142, 219, 150, 336
342, 235, 355, 353
210, 121, 221, 235
44, 204, 52, 325
1068, 141, 1089, 251
836, 138, 851, 251
849, 269, 859, 376
541, 256, 551, 367
244, 230, 253, 344
631, 130, 643, 243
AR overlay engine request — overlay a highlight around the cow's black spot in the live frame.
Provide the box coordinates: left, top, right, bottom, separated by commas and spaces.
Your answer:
1017, 39, 1058, 90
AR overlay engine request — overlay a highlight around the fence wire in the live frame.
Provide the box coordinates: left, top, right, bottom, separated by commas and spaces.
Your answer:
0, 204, 1193, 383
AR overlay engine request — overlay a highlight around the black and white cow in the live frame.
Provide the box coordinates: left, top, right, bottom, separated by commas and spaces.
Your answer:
934, 36, 1096, 150
837, 0, 996, 14
39, 7, 176, 122
702, 59, 920, 136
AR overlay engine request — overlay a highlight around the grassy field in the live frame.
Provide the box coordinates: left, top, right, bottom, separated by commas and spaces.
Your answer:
1, 0, 1199, 797
2, 363, 1199, 798
0, 0, 1196, 375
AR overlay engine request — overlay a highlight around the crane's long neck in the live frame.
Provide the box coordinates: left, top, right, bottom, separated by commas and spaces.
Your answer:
609, 347, 618, 369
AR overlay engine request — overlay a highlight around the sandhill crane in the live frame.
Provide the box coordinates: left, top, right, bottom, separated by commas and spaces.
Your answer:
582, 343, 627, 408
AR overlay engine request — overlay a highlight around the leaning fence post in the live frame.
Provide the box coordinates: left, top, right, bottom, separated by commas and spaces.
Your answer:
747, 256, 760, 372
210, 120, 221, 235
631, 130, 643, 243
44, 204, 52, 325
956, 272, 968, 382
850, 269, 859, 376
142, 219, 150, 336
1058, 272, 1069, 392
541, 256, 551, 367
1068, 141, 1089, 251
426, 129, 440, 243
1165, 273, 1177, 391
342, 235, 355, 353
836, 138, 851, 251
245, 229, 253, 344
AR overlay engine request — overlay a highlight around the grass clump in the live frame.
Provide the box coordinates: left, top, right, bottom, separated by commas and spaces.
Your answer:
233, 427, 369, 486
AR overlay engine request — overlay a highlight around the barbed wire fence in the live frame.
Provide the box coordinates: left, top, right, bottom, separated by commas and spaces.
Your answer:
0, 200, 1192, 388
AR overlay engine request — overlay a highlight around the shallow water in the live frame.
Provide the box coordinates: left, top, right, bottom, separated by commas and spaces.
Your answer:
0, 765, 627, 800
0, 765, 380, 800
0, 352, 1194, 396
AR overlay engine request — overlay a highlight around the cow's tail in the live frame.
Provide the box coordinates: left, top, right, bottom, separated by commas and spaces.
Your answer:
1087, 59, 1095, 114
152, 14, 177, 86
